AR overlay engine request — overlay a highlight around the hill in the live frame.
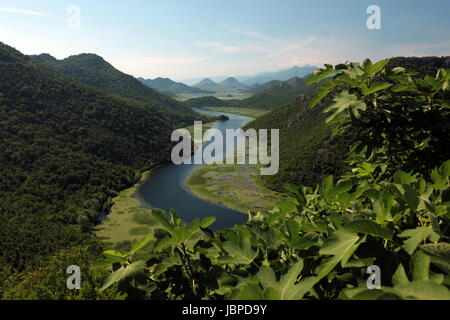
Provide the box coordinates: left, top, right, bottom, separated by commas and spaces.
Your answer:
243, 80, 283, 94
184, 96, 240, 108
137, 77, 211, 95
238, 76, 318, 110
0, 42, 180, 278
241, 65, 318, 85
193, 78, 218, 91
29, 53, 201, 125
217, 77, 248, 90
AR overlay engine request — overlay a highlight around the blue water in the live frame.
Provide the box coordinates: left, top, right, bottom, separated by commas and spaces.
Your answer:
136, 108, 253, 231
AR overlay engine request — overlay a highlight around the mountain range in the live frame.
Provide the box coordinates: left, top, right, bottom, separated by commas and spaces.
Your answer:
137, 77, 211, 95
193, 77, 248, 91
186, 75, 318, 110
182, 65, 319, 86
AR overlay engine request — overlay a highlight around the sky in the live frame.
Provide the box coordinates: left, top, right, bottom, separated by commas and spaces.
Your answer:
0, 0, 449, 81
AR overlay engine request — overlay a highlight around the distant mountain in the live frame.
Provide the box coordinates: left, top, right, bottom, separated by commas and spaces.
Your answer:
186, 76, 317, 111
137, 77, 211, 95
217, 77, 248, 90
193, 78, 219, 91
241, 65, 318, 85
243, 80, 283, 94
29, 53, 201, 125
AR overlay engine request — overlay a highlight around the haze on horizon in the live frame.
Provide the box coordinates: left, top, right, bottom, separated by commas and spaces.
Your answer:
1, 0, 449, 81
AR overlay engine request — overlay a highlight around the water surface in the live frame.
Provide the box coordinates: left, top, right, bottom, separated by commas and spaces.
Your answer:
136, 108, 253, 231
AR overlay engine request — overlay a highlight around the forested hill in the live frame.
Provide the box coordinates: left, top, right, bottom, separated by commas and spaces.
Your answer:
0, 42, 177, 278
238, 76, 318, 110
29, 53, 202, 125
248, 56, 450, 190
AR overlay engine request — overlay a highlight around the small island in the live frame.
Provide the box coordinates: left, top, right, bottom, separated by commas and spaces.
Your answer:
217, 114, 230, 121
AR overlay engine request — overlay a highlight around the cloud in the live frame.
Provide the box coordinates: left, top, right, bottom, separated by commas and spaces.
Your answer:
196, 42, 239, 53
223, 24, 276, 42
0, 6, 58, 18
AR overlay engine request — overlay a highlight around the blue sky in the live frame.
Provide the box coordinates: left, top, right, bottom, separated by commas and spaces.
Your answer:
0, 0, 449, 80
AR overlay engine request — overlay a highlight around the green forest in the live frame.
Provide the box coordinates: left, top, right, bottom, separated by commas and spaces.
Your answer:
0, 38, 449, 300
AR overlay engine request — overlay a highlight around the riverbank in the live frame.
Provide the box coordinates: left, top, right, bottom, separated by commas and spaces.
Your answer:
205, 107, 268, 119
94, 170, 157, 249
185, 163, 286, 213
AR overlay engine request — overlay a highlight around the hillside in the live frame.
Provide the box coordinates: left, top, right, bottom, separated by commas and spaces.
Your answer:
247, 56, 450, 190
238, 76, 318, 110
217, 77, 248, 90
246, 96, 351, 190
193, 78, 218, 91
184, 95, 240, 108
0, 43, 179, 278
137, 77, 211, 95
30, 53, 201, 125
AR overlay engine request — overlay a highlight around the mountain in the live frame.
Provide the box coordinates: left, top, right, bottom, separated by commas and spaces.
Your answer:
193, 78, 218, 91
238, 76, 318, 110
186, 76, 316, 110
29, 53, 201, 125
137, 77, 211, 95
241, 65, 319, 85
217, 77, 248, 90
243, 80, 283, 94
0, 42, 185, 277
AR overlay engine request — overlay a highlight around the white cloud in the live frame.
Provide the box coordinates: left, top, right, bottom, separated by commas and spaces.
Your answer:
196, 42, 239, 53
0, 6, 58, 18
223, 24, 276, 42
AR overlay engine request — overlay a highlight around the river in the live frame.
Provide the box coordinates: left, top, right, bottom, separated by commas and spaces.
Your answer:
136, 108, 253, 231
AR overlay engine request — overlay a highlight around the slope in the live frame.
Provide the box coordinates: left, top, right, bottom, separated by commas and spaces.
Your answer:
0, 42, 176, 275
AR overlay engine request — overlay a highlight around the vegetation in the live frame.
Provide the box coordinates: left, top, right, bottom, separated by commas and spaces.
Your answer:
185, 164, 286, 213
248, 56, 450, 190
0, 42, 192, 294
30, 53, 204, 126
205, 107, 269, 118
95, 59, 450, 300
94, 171, 157, 249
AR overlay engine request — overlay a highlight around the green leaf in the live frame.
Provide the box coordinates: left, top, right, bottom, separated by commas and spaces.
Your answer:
361, 82, 393, 95
393, 281, 450, 300
221, 232, 258, 265
411, 250, 430, 281
310, 81, 336, 109
344, 220, 393, 239
315, 229, 362, 279
229, 283, 264, 300
368, 59, 390, 77
100, 260, 147, 291
103, 250, 127, 263
420, 243, 450, 273
399, 227, 440, 255
257, 262, 318, 300
130, 237, 152, 255
306, 67, 336, 85
324, 91, 359, 123
392, 264, 409, 286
